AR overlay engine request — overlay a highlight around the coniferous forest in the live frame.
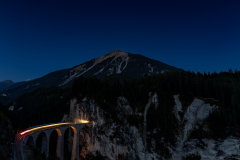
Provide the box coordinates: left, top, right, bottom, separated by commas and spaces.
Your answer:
71, 70, 240, 142
5, 70, 240, 148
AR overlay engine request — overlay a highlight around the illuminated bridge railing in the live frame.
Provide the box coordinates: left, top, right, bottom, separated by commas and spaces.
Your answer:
19, 120, 89, 135
14, 121, 92, 160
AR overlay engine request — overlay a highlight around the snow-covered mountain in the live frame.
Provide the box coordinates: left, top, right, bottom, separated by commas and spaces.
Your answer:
0, 49, 181, 104
59, 49, 181, 86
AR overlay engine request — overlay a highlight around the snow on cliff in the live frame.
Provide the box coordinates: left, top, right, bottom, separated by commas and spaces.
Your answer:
67, 93, 159, 160
63, 93, 240, 160
59, 49, 129, 86
172, 95, 240, 160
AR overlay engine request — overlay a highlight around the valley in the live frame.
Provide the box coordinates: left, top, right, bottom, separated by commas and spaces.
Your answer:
1, 51, 240, 160
1, 0, 239, 159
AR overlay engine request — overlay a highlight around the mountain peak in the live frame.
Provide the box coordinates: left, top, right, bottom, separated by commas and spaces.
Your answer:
94, 49, 128, 66
108, 49, 124, 55
1, 50, 181, 104
113, 49, 121, 52
106, 49, 128, 58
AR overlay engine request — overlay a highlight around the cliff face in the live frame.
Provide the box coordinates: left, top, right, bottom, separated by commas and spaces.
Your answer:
67, 94, 240, 160
68, 94, 159, 160
172, 95, 240, 160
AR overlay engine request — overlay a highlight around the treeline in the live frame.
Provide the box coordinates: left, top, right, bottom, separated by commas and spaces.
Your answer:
71, 75, 179, 147
72, 70, 240, 142
4, 69, 240, 146
6, 87, 71, 130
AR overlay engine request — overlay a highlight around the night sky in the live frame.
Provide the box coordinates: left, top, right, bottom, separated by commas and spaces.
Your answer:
1, 0, 240, 82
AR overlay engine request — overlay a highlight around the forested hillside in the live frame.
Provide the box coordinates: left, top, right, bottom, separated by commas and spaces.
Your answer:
0, 102, 14, 160
7, 70, 240, 142
7, 87, 71, 130
72, 70, 240, 141
0, 50, 181, 105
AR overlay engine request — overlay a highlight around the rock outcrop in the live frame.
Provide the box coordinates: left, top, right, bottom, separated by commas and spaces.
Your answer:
69, 93, 159, 160
66, 94, 240, 160
172, 95, 240, 160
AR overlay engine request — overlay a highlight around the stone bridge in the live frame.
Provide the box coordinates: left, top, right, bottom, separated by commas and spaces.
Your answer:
13, 122, 92, 160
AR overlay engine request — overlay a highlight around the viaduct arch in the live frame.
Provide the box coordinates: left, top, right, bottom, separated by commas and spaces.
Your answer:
14, 122, 92, 160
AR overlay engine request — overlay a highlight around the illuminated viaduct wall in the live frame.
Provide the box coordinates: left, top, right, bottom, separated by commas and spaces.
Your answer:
14, 123, 92, 160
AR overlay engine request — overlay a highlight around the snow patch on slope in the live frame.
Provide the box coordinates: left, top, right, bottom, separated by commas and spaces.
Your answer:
172, 95, 218, 159
116, 59, 124, 74
147, 64, 154, 73
173, 95, 183, 122
59, 50, 129, 86
117, 96, 133, 115
107, 67, 114, 76
59, 63, 96, 86
59, 71, 80, 86
8, 106, 14, 111
161, 70, 164, 73
122, 57, 129, 71
143, 92, 159, 159
94, 49, 128, 66
116, 57, 129, 74
93, 68, 104, 75
71, 64, 87, 72
181, 138, 240, 159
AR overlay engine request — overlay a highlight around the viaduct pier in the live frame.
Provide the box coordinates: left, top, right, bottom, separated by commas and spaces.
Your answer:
14, 121, 92, 160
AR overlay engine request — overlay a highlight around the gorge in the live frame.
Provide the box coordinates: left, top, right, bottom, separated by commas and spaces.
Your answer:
1, 51, 240, 160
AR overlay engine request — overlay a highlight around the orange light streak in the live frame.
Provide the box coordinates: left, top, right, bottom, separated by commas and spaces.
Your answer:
20, 121, 89, 135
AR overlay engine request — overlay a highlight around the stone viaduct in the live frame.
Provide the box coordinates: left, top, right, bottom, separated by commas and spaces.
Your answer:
14, 122, 92, 160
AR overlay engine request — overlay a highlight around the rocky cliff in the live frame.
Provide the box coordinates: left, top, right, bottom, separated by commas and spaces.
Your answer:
65, 93, 240, 160
172, 95, 240, 160
67, 94, 158, 160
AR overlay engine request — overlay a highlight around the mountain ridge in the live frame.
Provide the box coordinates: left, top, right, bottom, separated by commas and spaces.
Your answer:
0, 50, 182, 104
0, 80, 14, 92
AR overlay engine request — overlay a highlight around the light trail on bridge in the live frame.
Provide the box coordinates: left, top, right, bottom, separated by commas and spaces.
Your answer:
20, 120, 89, 135
14, 120, 92, 160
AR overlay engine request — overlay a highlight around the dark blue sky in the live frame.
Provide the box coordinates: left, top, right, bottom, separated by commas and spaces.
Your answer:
1, 0, 240, 82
